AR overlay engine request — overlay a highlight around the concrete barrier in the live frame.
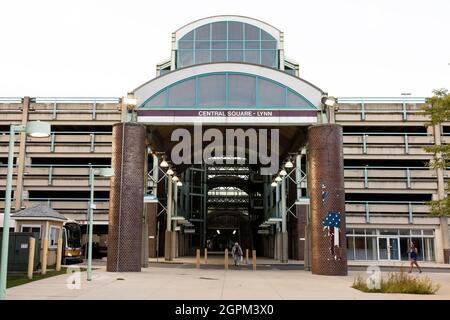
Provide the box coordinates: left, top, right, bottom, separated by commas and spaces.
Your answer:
196, 249, 200, 269
41, 239, 48, 275
27, 237, 35, 280
56, 238, 62, 271
224, 249, 229, 270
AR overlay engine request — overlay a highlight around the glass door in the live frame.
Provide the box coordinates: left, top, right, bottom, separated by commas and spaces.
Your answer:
388, 237, 400, 260
378, 237, 400, 261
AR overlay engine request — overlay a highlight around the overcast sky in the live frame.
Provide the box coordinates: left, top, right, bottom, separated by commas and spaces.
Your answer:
0, 0, 449, 98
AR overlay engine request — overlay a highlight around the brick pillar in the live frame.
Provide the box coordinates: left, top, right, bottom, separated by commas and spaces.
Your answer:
107, 123, 145, 272
308, 124, 347, 276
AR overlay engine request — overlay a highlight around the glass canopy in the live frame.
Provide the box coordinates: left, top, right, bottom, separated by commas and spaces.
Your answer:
177, 21, 278, 68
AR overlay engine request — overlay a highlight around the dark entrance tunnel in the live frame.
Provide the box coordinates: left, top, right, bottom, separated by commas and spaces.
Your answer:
108, 122, 348, 276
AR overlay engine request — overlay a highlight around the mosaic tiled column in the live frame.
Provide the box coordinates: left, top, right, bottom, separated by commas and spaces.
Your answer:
308, 124, 347, 276
107, 123, 145, 272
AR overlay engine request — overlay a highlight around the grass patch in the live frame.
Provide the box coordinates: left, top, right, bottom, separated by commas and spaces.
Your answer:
7, 267, 86, 289
353, 270, 440, 295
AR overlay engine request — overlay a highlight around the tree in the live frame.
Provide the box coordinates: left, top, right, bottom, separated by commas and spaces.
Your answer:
422, 88, 450, 216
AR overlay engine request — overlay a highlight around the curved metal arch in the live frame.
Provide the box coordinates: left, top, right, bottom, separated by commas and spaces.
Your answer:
208, 186, 248, 197
133, 62, 324, 109
208, 177, 250, 192
207, 211, 249, 220
139, 72, 316, 110
174, 15, 282, 48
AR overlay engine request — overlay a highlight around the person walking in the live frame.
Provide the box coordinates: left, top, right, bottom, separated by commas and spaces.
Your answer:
232, 242, 243, 266
408, 241, 422, 273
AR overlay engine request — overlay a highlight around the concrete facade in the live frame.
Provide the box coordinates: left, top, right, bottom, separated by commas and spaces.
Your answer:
1, 16, 449, 265
1, 96, 449, 264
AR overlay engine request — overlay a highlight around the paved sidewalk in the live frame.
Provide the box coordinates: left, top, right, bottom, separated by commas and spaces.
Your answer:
5, 264, 450, 300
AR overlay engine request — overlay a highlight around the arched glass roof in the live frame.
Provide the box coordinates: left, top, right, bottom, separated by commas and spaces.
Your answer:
140, 72, 316, 110
177, 21, 278, 69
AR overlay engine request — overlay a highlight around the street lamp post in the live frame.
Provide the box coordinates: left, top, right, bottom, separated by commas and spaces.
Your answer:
280, 175, 288, 263
0, 121, 51, 300
87, 167, 114, 281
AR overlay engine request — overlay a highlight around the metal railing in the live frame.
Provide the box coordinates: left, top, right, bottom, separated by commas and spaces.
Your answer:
0, 164, 111, 185
343, 132, 429, 136
0, 131, 111, 135
344, 166, 433, 189
24, 164, 108, 168
336, 97, 427, 121
29, 97, 121, 120
337, 97, 427, 103
343, 132, 431, 154
23, 197, 109, 209
0, 97, 22, 103
346, 200, 427, 224
0, 97, 121, 116
0, 131, 112, 153
23, 164, 111, 185
32, 97, 120, 103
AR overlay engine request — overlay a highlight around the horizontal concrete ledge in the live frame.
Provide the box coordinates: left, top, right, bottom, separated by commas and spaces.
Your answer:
348, 261, 450, 269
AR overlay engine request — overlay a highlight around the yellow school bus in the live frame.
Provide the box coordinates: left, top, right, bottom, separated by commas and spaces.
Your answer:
62, 221, 83, 264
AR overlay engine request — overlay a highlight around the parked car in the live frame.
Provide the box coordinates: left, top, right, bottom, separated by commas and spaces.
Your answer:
81, 242, 107, 259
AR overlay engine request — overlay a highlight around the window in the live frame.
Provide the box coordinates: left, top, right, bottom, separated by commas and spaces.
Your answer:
177, 21, 278, 68
168, 78, 196, 107
21, 225, 41, 239
244, 24, 259, 40
198, 75, 226, 107
228, 74, 256, 107
211, 50, 226, 62
258, 78, 284, 107
195, 50, 210, 64
261, 51, 277, 67
228, 50, 243, 62
284, 68, 296, 76
211, 22, 227, 40
144, 90, 166, 108
141, 72, 317, 110
347, 228, 435, 262
49, 226, 60, 248
178, 51, 194, 67
179, 41, 194, 49
244, 50, 259, 64
287, 90, 310, 108
354, 237, 367, 260
196, 24, 210, 40
346, 237, 354, 260
228, 21, 243, 40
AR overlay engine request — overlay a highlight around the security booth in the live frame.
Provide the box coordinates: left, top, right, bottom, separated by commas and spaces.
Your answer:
12, 204, 67, 267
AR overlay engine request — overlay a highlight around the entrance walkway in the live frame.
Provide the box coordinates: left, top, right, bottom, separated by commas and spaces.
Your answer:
150, 253, 450, 271
150, 252, 303, 268
5, 262, 450, 300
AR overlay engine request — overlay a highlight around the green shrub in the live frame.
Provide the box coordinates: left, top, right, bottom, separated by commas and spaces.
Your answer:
352, 270, 440, 295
